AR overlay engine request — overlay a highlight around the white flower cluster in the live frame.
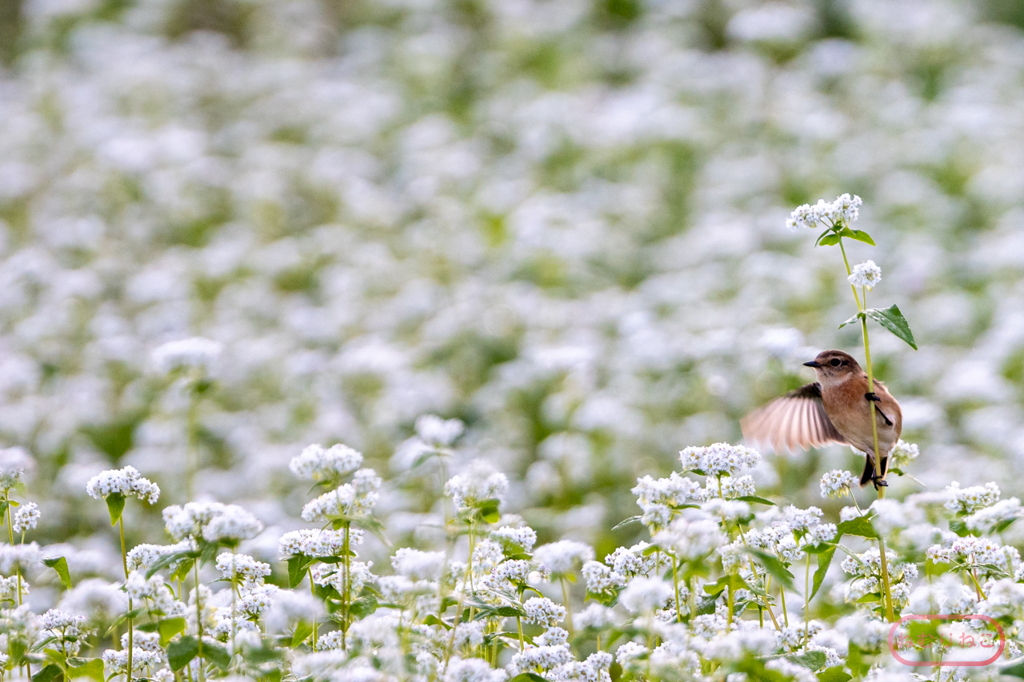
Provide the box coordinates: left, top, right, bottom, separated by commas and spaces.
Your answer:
444, 470, 509, 511
289, 443, 363, 481
848, 260, 882, 290
679, 443, 761, 477
632, 472, 702, 531
215, 552, 271, 589
523, 597, 565, 626
85, 466, 160, 504
12, 502, 39, 533
391, 548, 445, 581
654, 514, 727, 561
162, 502, 262, 543
414, 415, 465, 446
944, 481, 1001, 515
786, 193, 862, 231
888, 440, 919, 470
489, 525, 537, 553
301, 469, 382, 522
127, 540, 194, 571
0, 448, 33, 491
820, 469, 857, 499
277, 528, 363, 559
151, 337, 222, 375
534, 540, 594, 575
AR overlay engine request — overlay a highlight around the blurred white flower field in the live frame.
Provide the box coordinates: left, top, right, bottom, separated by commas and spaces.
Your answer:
1, 0, 1024, 679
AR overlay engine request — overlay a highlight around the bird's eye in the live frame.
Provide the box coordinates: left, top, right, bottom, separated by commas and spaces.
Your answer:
830, 358, 841, 367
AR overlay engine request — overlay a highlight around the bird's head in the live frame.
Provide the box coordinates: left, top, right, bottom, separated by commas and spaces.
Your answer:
803, 350, 861, 384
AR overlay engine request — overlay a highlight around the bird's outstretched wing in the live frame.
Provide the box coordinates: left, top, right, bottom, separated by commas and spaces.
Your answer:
740, 382, 848, 452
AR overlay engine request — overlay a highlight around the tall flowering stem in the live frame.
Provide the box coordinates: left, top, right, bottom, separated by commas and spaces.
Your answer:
118, 518, 134, 681
836, 243, 896, 623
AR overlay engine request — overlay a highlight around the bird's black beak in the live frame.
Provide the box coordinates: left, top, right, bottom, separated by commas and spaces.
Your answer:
803, 360, 822, 368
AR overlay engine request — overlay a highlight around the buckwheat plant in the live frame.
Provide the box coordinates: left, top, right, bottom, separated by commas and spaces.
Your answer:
790, 195, 920, 625
152, 337, 222, 501
86, 466, 160, 680
288, 442, 382, 653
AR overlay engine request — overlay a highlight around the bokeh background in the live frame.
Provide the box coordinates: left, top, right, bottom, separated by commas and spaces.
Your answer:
2, 0, 1024, 593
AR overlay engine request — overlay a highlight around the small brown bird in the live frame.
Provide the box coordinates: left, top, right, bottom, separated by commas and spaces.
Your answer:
741, 349, 902, 488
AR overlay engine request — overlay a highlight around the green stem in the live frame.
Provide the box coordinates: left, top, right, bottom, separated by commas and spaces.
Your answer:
804, 554, 811, 643
342, 522, 351, 651
838, 238, 862, 311
672, 556, 682, 622
727, 581, 734, 630
186, 391, 200, 502
780, 586, 789, 627
119, 518, 133, 682
860, 290, 896, 624
560, 577, 574, 639
839, 238, 896, 624
516, 615, 524, 652
444, 520, 475, 670
309, 577, 318, 652
194, 560, 204, 682
736, 525, 781, 631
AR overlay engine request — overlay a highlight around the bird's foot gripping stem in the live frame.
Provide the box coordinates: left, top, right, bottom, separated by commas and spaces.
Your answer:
871, 473, 888, 489
865, 392, 881, 402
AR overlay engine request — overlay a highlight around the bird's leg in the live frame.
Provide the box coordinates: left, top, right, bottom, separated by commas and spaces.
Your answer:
864, 393, 894, 426
870, 473, 888, 489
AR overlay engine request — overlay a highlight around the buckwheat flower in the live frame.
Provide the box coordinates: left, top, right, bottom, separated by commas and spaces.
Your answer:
0, 576, 24, 603
632, 473, 702, 509
832, 193, 862, 224
289, 443, 363, 481
765, 658, 816, 682
485, 559, 533, 590
85, 466, 160, 504
152, 337, 222, 374
453, 620, 486, 648
679, 443, 761, 477
535, 540, 594, 575
787, 201, 829, 231
718, 542, 746, 573
490, 525, 537, 553
888, 440, 919, 470
41, 609, 86, 638
127, 540, 195, 572
311, 561, 374, 594
945, 481, 1001, 515
809, 523, 838, 544
445, 470, 509, 511
699, 629, 777, 662
848, 261, 882, 290
615, 641, 649, 668
536, 627, 568, 647
784, 505, 823, 532
444, 656, 505, 682
391, 548, 445, 581
0, 448, 33, 491
508, 644, 574, 675
619, 577, 673, 614
102, 649, 163, 674
163, 502, 226, 540
606, 543, 655, 579
12, 502, 39, 533
965, 498, 1022, 534
719, 475, 757, 499
215, 553, 271, 588
653, 516, 726, 561
576, 603, 617, 630
523, 597, 565, 627
58, 579, 127, 621
301, 483, 377, 522
820, 470, 857, 499
202, 505, 262, 544
836, 613, 890, 651
0, 542, 40, 574
277, 528, 360, 559
415, 414, 465, 446
840, 506, 865, 522
582, 561, 625, 595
